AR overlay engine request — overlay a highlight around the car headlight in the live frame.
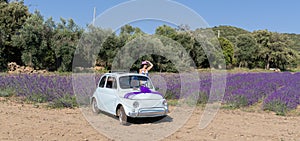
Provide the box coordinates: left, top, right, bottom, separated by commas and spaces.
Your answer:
162, 99, 167, 106
133, 101, 139, 108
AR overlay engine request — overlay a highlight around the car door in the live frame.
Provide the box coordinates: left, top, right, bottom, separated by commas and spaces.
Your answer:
100, 75, 118, 115
95, 75, 107, 112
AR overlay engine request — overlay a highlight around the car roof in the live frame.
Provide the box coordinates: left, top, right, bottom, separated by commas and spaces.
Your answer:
103, 72, 147, 77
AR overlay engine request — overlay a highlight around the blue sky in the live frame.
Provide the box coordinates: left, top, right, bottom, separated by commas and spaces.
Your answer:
23, 0, 300, 34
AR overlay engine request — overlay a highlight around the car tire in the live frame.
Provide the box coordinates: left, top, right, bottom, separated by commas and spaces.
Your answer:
91, 98, 100, 114
117, 106, 127, 125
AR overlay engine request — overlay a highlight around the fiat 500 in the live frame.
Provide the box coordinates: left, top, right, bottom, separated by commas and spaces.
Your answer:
91, 72, 168, 125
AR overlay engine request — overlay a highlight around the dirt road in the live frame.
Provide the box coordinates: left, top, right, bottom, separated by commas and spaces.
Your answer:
1, 98, 300, 141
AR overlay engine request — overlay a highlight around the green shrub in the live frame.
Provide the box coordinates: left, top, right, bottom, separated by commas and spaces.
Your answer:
224, 95, 248, 109
48, 95, 78, 108
263, 100, 288, 116
0, 89, 15, 97
164, 90, 177, 99
167, 99, 179, 106
197, 92, 208, 105
25, 93, 48, 103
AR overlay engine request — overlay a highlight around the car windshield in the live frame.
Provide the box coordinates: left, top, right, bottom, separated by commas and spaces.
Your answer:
119, 75, 154, 89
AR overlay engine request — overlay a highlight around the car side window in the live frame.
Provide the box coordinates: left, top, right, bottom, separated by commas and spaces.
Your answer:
106, 76, 117, 89
99, 76, 107, 88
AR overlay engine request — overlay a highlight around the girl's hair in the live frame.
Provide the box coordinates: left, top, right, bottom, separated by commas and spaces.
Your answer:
140, 64, 147, 69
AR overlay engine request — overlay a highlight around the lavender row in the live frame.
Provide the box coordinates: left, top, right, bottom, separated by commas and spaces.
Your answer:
152, 72, 300, 112
0, 74, 74, 101
263, 73, 300, 112
0, 72, 299, 113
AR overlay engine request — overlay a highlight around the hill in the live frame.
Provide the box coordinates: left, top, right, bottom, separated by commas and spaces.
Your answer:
211, 25, 250, 43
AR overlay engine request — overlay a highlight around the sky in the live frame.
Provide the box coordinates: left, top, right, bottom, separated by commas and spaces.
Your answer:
23, 0, 300, 34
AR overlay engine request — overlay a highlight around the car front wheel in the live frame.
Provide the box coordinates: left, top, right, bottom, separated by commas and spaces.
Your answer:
117, 106, 127, 125
91, 98, 100, 114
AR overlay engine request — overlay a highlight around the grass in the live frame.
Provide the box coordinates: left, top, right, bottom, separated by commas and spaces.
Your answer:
286, 105, 300, 116
197, 92, 209, 105
240, 100, 264, 113
48, 95, 78, 109
222, 95, 248, 109
0, 87, 78, 109
166, 94, 300, 117
167, 99, 179, 106
0, 88, 15, 97
25, 93, 48, 103
196, 67, 275, 73
290, 68, 300, 72
1, 89, 299, 117
263, 100, 289, 116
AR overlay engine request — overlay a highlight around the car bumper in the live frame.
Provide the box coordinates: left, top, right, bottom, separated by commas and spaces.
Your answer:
128, 107, 168, 117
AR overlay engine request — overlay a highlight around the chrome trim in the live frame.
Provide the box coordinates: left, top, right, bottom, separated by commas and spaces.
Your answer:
128, 107, 168, 117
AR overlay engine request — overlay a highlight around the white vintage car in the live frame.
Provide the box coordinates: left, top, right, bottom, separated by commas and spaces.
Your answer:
91, 72, 168, 125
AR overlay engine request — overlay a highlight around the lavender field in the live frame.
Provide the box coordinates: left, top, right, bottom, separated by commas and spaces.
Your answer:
0, 72, 299, 115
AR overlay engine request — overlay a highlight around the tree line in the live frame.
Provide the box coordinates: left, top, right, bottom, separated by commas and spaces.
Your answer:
0, 1, 299, 72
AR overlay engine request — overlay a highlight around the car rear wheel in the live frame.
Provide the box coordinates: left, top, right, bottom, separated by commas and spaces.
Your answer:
117, 106, 127, 125
91, 98, 100, 114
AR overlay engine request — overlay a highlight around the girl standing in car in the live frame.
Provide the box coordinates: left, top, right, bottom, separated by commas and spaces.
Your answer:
139, 60, 153, 76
